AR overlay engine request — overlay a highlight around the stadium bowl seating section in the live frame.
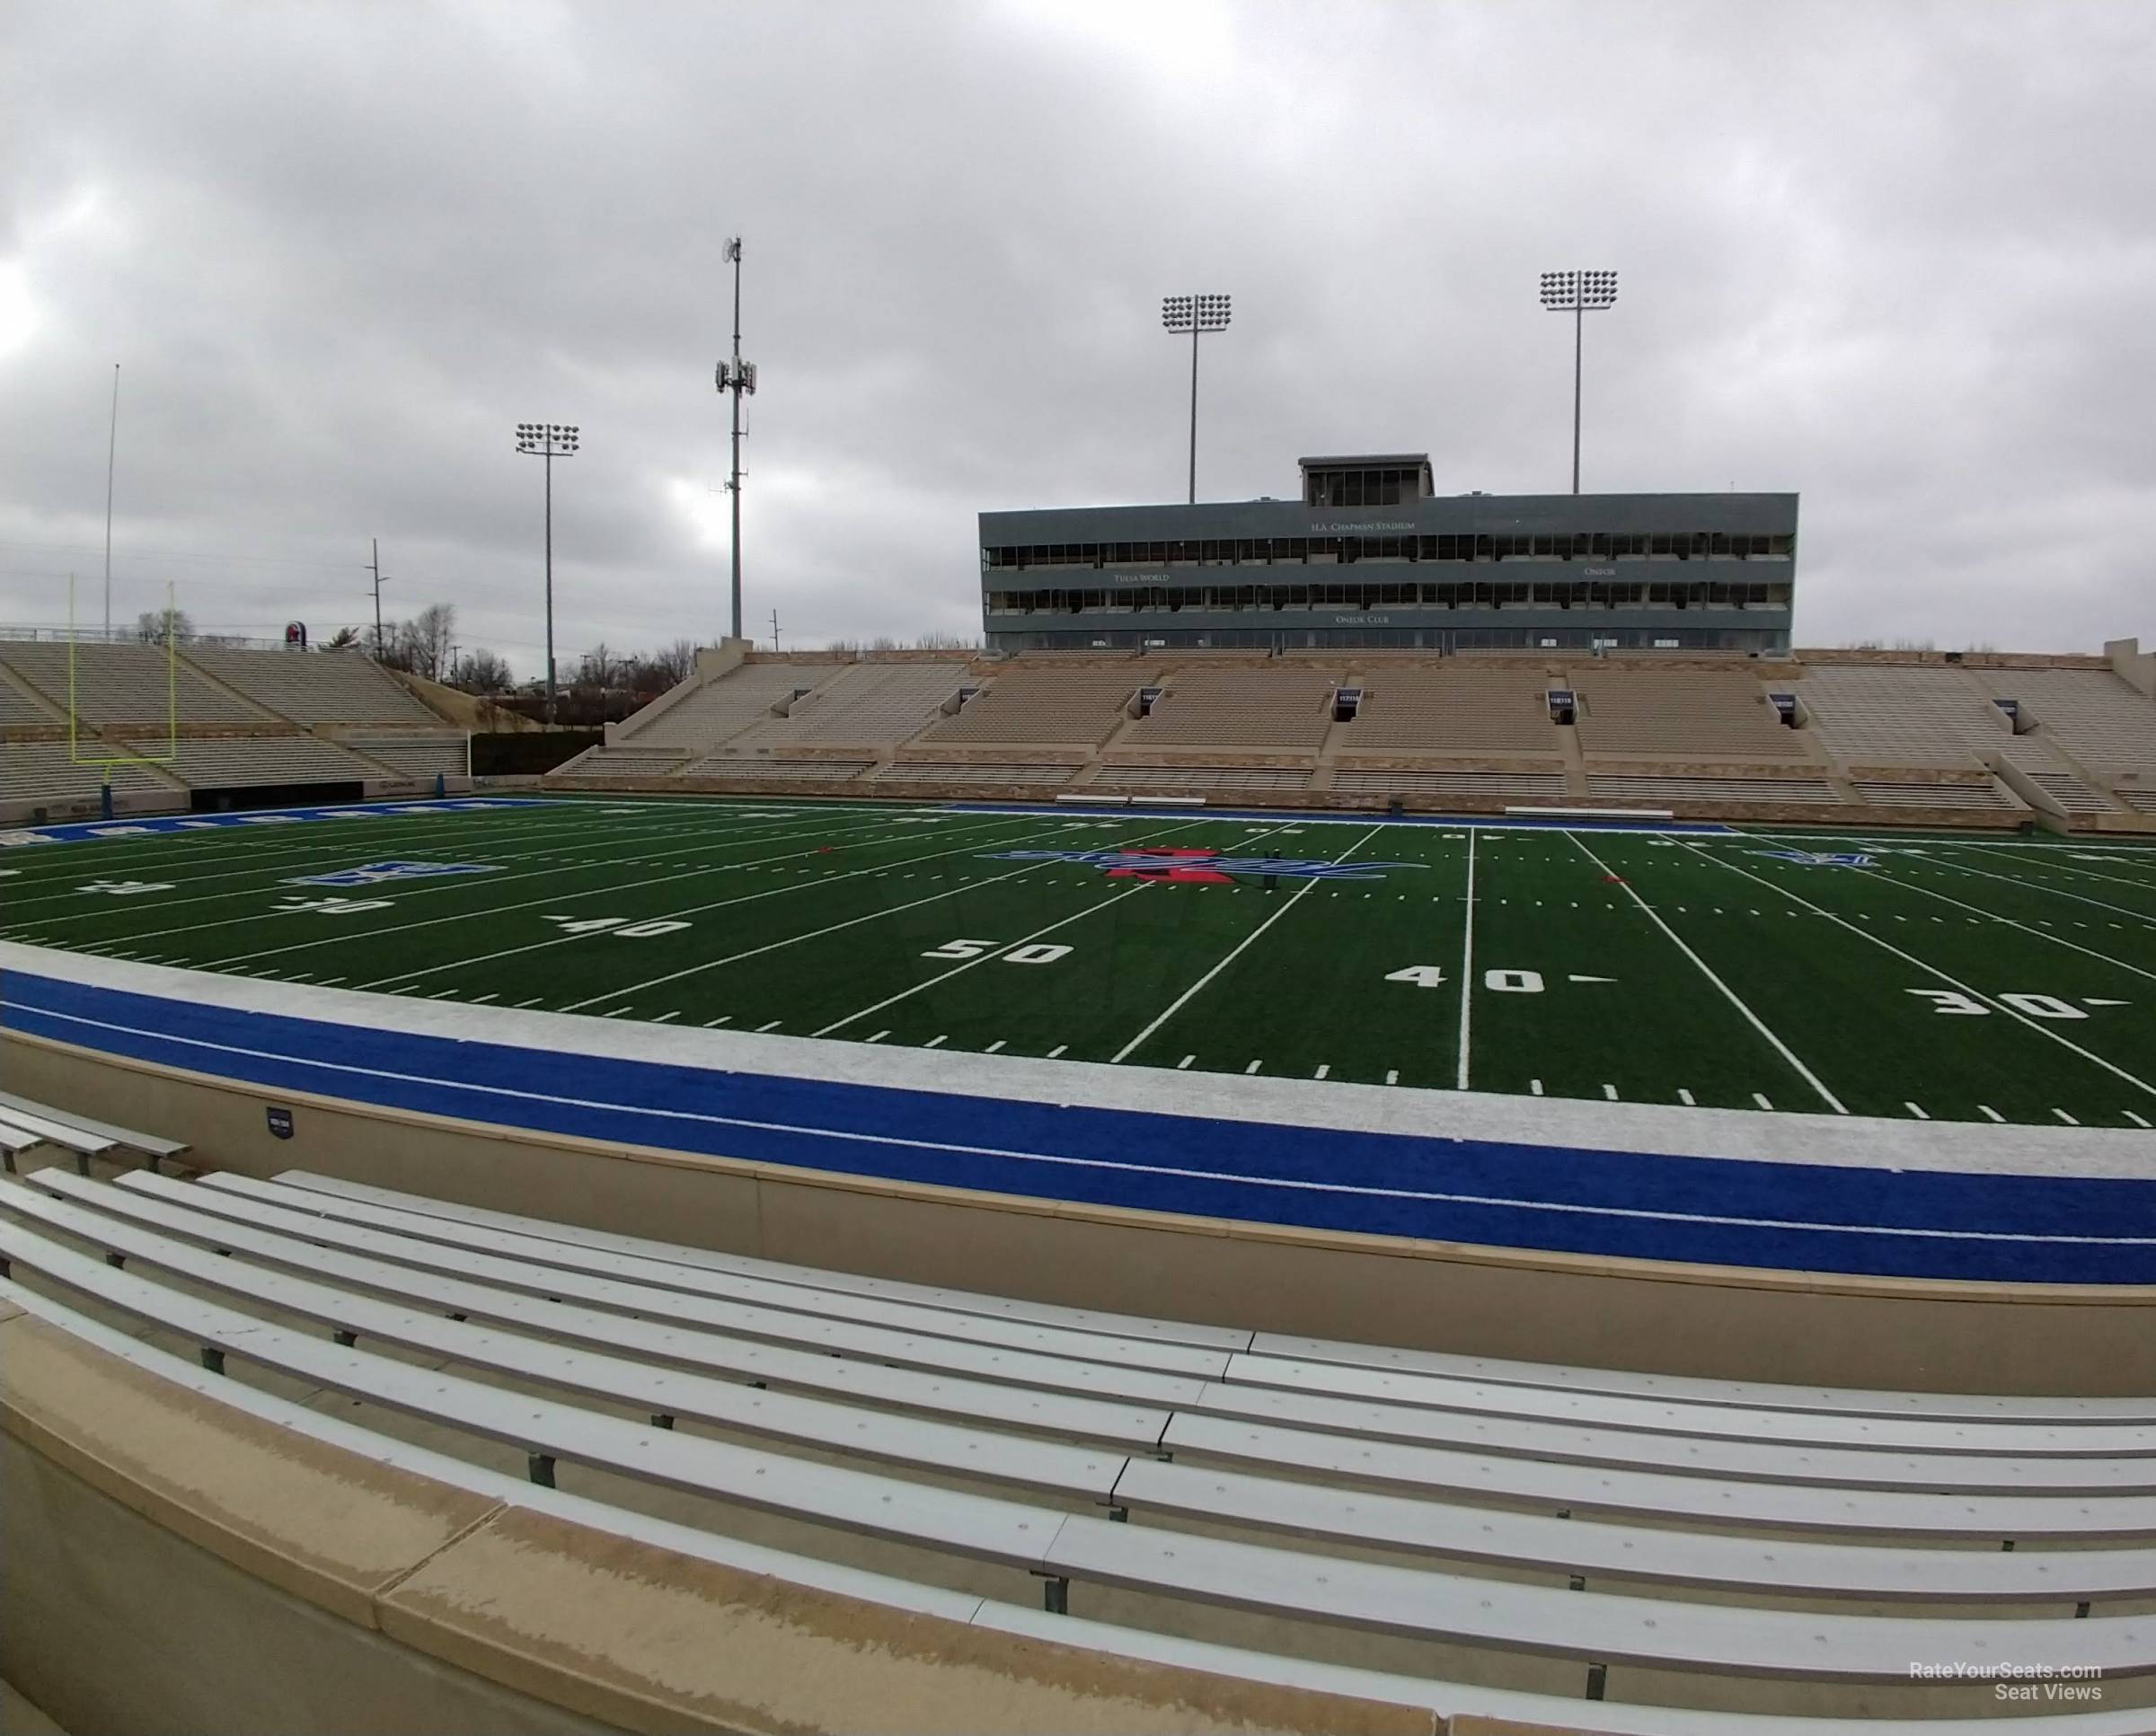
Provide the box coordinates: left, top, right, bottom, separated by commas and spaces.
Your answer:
0, 641, 471, 818
552, 640, 2156, 831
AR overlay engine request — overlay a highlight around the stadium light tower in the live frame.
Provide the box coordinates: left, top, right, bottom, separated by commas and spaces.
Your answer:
715, 237, 758, 643
1539, 269, 1618, 494
513, 421, 579, 724
1162, 293, 1231, 505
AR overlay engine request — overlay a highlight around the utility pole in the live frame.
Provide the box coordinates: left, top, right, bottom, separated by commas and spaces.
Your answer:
769, 608, 782, 653
715, 237, 758, 644
103, 364, 119, 639
367, 538, 387, 659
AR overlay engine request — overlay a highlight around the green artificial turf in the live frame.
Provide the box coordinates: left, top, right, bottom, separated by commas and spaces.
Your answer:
4, 795, 2154, 1130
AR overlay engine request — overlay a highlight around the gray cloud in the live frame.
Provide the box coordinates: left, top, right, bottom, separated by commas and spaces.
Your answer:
2, 0, 2151, 673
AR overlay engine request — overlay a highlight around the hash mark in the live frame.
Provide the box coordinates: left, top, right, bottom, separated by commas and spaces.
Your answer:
514, 995, 543, 1008
2125, 1111, 2152, 1129
1602, 1083, 1617, 1100
1904, 1101, 1929, 1120
1244, 1060, 1262, 1075
702, 1016, 732, 1027
1677, 1088, 1695, 1106
1529, 1079, 1542, 1097
1047, 1044, 1067, 1058
2053, 1108, 2080, 1125
653, 1010, 679, 1024
755, 1018, 782, 1032
985, 1039, 1006, 1053
1384, 1070, 1398, 1085
923, 1035, 948, 1049
1979, 1105, 2004, 1123
1313, 1063, 1330, 1079
1752, 1093, 1773, 1110
865, 1030, 889, 1044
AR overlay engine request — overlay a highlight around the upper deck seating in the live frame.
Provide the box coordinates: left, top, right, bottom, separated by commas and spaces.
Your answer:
715, 663, 967, 754
1120, 667, 1338, 750
621, 664, 841, 749
924, 667, 1148, 745
186, 648, 443, 725
1347, 669, 1565, 755
0, 641, 269, 729
1570, 668, 1808, 762
5, 1166, 2154, 1731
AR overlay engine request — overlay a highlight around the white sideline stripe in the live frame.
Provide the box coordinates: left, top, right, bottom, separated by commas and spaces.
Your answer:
363, 813, 1038, 995
808, 824, 1211, 1035
1566, 833, 1847, 1116
1455, 828, 1476, 1090
566, 852, 1070, 1014
1110, 825, 1383, 1065
1687, 847, 2156, 1105
23, 997, 2155, 1249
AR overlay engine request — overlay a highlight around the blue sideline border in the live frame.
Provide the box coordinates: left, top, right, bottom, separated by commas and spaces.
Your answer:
0, 798, 558, 848
4, 967, 2150, 1286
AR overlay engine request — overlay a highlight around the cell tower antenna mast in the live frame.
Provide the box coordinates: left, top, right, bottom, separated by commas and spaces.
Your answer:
716, 238, 758, 644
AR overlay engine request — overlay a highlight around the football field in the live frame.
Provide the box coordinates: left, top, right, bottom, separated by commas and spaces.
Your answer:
5, 794, 2155, 1131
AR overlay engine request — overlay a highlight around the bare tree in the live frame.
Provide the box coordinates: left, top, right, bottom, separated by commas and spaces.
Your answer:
135, 608, 196, 646
411, 603, 456, 681
453, 648, 513, 692
576, 642, 616, 689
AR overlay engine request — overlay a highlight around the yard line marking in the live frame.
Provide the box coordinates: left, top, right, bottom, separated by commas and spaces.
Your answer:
1602, 1084, 1618, 1101
363, 815, 1047, 995
1529, 1079, 1543, 1097
1753, 1093, 1774, 1111
1921, 845, 2156, 927
1109, 824, 1383, 1064
864, 1031, 889, 1044
604, 1007, 632, 1018
985, 1039, 1006, 1053
1047, 1044, 1067, 1059
1677, 1088, 1695, 1106
428, 988, 459, 1000
2125, 1111, 2152, 1129
1174, 1053, 1195, 1069
1904, 1102, 1930, 1120
1565, 833, 1847, 1115
1312, 1063, 1330, 1079
1933, 842, 2156, 904
1384, 1069, 1398, 1085
652, 1010, 679, 1024
755, 1019, 782, 1033
1848, 860, 2156, 983
923, 1035, 948, 1049
702, 1016, 732, 1027
1456, 827, 1477, 1090
1979, 1105, 2004, 1123
2054, 1108, 2081, 1126
1688, 845, 2156, 1104
1245, 1060, 1263, 1075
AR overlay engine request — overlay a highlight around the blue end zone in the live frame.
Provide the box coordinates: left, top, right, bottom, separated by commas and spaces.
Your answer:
0, 798, 556, 849
4, 969, 2149, 1285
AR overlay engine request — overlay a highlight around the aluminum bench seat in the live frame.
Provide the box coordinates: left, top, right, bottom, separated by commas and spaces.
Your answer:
172, 1179, 2156, 1490
1112, 1458, 2156, 1606
15, 1178, 2155, 1605
4, 1235, 2150, 1686
1216, 1354, 2156, 1458
1162, 1411, 2156, 1541
271, 1169, 1249, 1352
0, 1088, 189, 1166
17, 1286, 2152, 1736
37, 1172, 1206, 1414
1256, 1329, 2156, 1424
0, 1107, 118, 1176
0, 1206, 1124, 1502
179, 1174, 1230, 1379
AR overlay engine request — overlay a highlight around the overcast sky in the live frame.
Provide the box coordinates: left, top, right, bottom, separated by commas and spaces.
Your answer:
4, 1, 2152, 674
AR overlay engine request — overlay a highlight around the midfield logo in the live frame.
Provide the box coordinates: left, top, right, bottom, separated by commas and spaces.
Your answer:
982, 846, 1421, 886
1753, 850, 1877, 868
285, 860, 499, 887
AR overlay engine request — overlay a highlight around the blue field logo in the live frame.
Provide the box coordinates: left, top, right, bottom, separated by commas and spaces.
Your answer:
286, 860, 500, 888
982, 846, 1421, 885
1753, 849, 1877, 868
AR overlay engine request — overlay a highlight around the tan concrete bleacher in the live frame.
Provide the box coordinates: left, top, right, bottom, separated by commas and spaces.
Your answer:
0, 665, 63, 727
161, 736, 380, 787
925, 666, 1149, 745
1794, 665, 2015, 770
1348, 668, 1564, 757
1120, 666, 1338, 751
332, 735, 467, 778
1100, 764, 1313, 791
0, 740, 180, 805
1850, 778, 2020, 811
1973, 667, 2156, 780
1331, 768, 1568, 802
623, 662, 841, 750
875, 762, 1078, 785
682, 756, 870, 782
1571, 668, 1807, 762
714, 663, 968, 755
186, 647, 443, 727
1585, 773, 1839, 806
0, 641, 270, 729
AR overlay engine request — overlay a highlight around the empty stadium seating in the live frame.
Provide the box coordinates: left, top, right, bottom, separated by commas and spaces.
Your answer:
924, 665, 1147, 745
184, 647, 443, 726
5, 1163, 2153, 1731
1120, 666, 1338, 749
1571, 666, 1811, 762
1347, 667, 1565, 755
875, 761, 1077, 785
0, 640, 270, 729
1585, 773, 1841, 805
714, 663, 965, 754
618, 662, 840, 749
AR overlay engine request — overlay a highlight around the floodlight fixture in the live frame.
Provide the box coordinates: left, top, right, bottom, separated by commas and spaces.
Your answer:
513, 419, 582, 722
1540, 269, 1619, 493
1161, 292, 1233, 502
